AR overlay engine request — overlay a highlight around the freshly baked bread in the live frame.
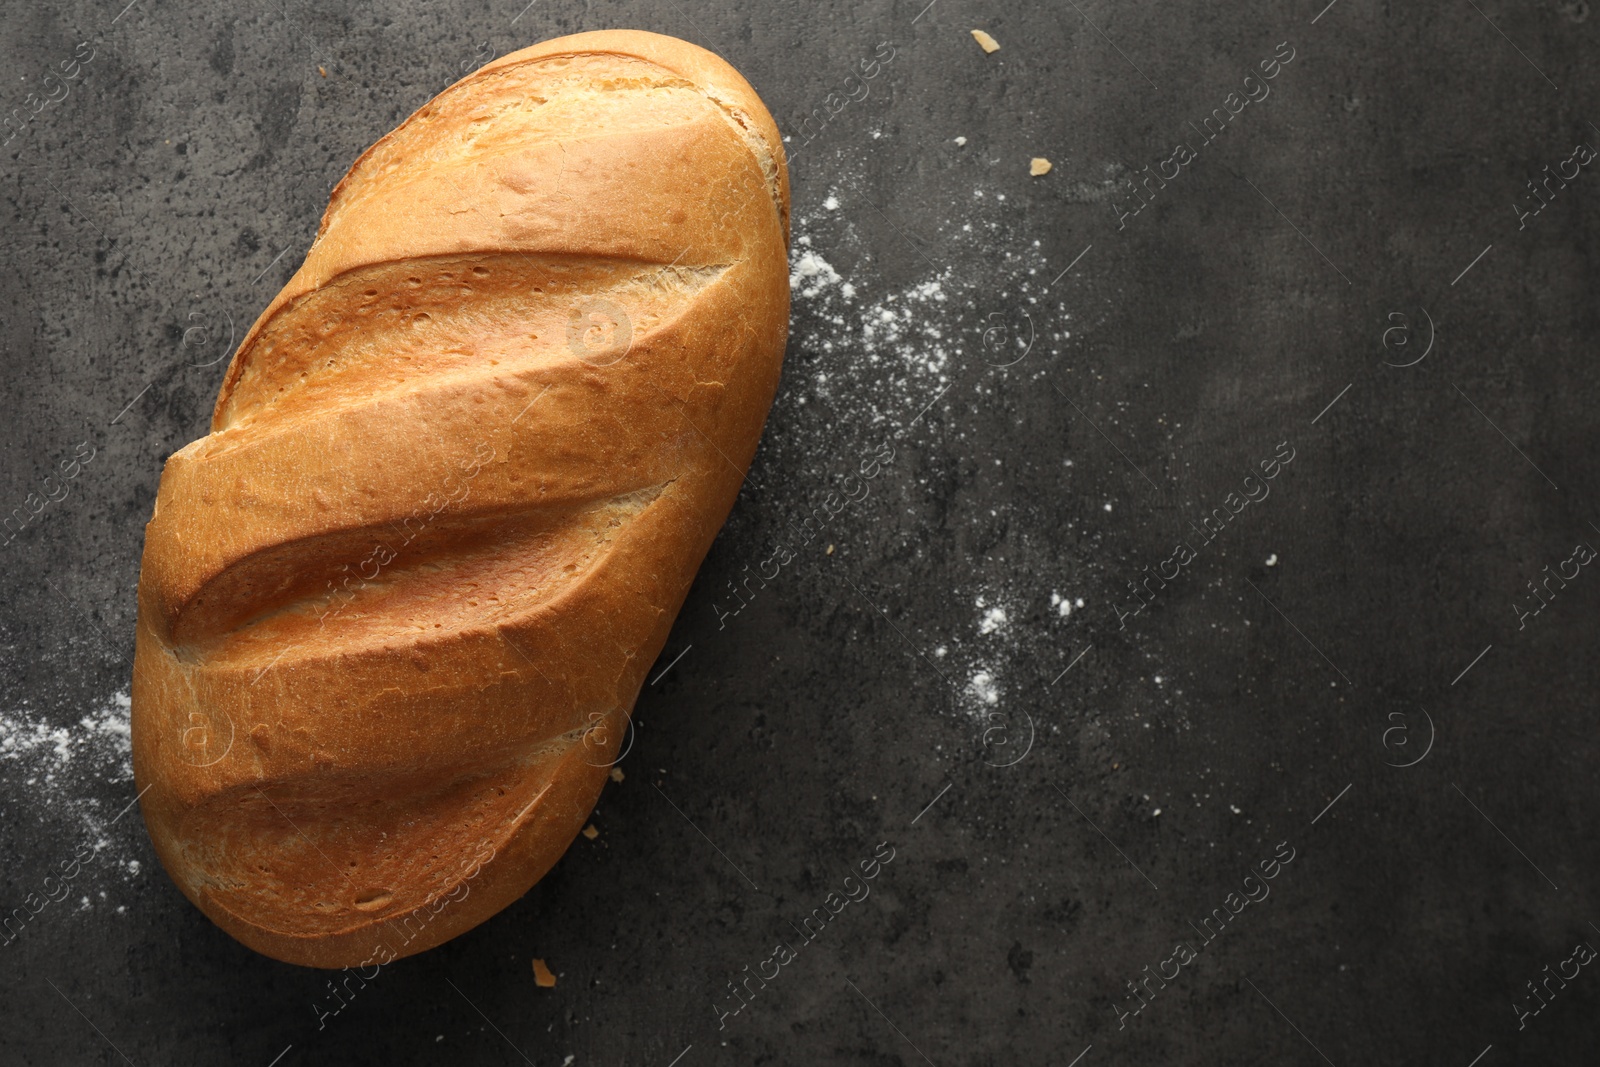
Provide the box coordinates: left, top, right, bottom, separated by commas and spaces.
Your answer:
130, 29, 789, 968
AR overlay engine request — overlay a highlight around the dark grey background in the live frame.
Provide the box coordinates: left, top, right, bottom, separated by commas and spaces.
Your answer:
2, 0, 1597, 1063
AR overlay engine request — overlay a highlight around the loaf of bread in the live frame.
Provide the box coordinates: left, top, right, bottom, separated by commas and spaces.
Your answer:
130, 30, 789, 968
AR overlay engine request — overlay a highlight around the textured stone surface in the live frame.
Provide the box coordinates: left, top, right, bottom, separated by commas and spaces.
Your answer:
2, 0, 1598, 1063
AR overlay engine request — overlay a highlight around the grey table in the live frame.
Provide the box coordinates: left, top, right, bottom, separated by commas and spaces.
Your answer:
3, 0, 1597, 1063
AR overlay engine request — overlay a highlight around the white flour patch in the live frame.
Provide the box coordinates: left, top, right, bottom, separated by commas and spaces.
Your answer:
947, 591, 1028, 724
1, 690, 133, 786
753, 173, 1098, 743
967, 669, 1000, 707
1050, 592, 1084, 617
0, 689, 144, 886
776, 184, 1074, 449
789, 250, 843, 298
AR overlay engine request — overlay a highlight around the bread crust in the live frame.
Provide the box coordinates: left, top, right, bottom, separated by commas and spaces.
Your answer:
131, 30, 789, 968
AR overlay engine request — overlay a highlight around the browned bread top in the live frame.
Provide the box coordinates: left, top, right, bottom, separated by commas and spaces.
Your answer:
131, 29, 790, 968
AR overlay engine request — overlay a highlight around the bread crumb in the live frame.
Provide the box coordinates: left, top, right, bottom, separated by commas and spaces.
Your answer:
581, 824, 599, 840
954, 136, 968, 146
609, 767, 625, 783
533, 959, 557, 987
971, 30, 1001, 53
1030, 157, 1052, 176
318, 66, 328, 78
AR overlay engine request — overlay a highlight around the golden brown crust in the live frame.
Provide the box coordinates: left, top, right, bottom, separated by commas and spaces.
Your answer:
131, 30, 789, 969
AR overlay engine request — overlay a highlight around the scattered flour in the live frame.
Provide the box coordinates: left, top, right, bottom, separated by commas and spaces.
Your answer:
1049, 592, 1086, 617
789, 250, 843, 299
776, 178, 1074, 444
1, 690, 133, 788
760, 171, 1094, 742
952, 593, 1024, 723
0, 689, 144, 887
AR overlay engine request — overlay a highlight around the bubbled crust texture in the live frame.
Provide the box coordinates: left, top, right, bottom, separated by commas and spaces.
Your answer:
130, 30, 790, 969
